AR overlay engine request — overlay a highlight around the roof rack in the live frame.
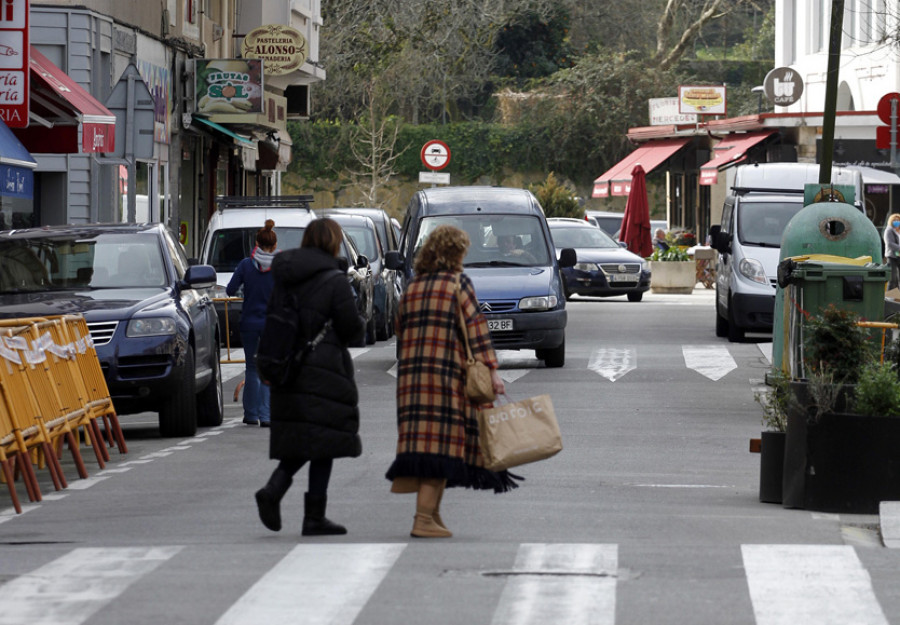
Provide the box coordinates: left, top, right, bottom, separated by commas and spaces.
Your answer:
731, 186, 805, 196
215, 195, 315, 212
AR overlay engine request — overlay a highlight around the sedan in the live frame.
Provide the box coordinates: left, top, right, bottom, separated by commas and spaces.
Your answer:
0, 223, 223, 437
337, 227, 375, 346
548, 218, 651, 302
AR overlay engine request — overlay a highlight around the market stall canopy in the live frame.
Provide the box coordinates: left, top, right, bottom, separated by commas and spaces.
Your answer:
593, 138, 691, 197
846, 165, 900, 186
699, 130, 776, 186
13, 47, 116, 154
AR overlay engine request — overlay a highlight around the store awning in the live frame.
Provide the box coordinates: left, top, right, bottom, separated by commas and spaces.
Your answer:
193, 116, 255, 146
593, 137, 691, 197
699, 131, 776, 186
257, 130, 292, 172
13, 47, 116, 154
0, 120, 36, 170
846, 165, 900, 186
0, 120, 36, 200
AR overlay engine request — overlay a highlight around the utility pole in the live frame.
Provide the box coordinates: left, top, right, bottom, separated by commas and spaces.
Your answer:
819, 0, 844, 184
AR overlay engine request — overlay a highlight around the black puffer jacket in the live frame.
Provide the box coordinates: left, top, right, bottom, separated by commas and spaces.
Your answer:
267, 247, 365, 461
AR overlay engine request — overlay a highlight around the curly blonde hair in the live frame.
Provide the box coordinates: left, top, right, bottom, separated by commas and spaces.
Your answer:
414, 225, 469, 274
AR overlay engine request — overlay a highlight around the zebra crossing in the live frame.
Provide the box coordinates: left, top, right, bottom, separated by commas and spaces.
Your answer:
0, 542, 894, 625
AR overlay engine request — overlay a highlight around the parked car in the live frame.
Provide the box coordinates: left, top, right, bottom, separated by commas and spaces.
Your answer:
337, 226, 375, 346
198, 196, 315, 348
386, 186, 576, 367
320, 211, 397, 341
548, 218, 651, 302
0, 223, 223, 437
613, 219, 668, 240
584, 210, 624, 236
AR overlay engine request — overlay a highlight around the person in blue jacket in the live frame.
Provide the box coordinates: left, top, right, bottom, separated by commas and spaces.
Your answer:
227, 219, 279, 427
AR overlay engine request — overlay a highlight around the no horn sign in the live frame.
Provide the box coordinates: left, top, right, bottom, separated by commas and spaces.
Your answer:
421, 140, 451, 171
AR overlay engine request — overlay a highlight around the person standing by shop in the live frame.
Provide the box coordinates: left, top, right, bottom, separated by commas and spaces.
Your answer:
227, 220, 278, 427
885, 213, 900, 290
386, 225, 517, 539
254, 218, 365, 535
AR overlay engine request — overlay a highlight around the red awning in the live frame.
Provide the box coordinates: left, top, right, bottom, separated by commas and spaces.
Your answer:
12, 46, 116, 154
592, 138, 691, 197
699, 130, 775, 186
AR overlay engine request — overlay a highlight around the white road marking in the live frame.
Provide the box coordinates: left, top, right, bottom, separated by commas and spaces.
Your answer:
758, 342, 773, 364
588, 347, 636, 381
682, 345, 737, 381
742, 544, 889, 625
349, 347, 370, 359
64, 476, 111, 490
0, 546, 182, 625
491, 543, 617, 625
215, 544, 406, 625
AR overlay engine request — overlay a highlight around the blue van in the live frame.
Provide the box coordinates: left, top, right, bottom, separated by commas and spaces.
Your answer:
385, 186, 575, 367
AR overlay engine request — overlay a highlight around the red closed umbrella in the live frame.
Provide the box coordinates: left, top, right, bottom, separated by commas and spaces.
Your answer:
619, 164, 653, 258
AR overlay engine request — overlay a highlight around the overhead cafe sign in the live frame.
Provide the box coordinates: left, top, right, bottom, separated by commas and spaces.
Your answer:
241, 24, 308, 76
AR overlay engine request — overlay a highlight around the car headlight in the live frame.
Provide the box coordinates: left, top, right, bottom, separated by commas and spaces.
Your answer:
641, 259, 650, 271
519, 295, 558, 311
739, 258, 768, 285
127, 318, 177, 337
573, 262, 598, 272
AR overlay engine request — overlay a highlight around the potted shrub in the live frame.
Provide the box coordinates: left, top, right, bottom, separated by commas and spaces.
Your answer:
649, 245, 695, 294
754, 369, 792, 504
782, 306, 900, 513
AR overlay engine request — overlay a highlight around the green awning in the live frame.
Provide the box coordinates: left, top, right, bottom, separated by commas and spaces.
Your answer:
193, 116, 255, 146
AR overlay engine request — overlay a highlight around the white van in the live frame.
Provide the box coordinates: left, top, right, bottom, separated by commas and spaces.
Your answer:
198, 196, 316, 346
709, 162, 864, 342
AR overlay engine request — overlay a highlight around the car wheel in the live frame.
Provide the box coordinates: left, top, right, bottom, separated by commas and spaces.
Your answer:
366, 314, 377, 345
627, 291, 643, 302
541, 339, 566, 368
376, 310, 390, 341
197, 346, 224, 427
715, 298, 729, 338
159, 347, 198, 438
727, 299, 745, 343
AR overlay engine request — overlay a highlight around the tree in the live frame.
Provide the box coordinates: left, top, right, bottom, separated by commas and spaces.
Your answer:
653, 0, 759, 70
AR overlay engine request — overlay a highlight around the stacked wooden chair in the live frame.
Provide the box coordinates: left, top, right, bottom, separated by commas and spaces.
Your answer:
0, 315, 127, 513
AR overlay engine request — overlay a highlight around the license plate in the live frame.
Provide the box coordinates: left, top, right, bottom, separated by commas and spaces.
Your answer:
610, 274, 635, 282
488, 319, 514, 331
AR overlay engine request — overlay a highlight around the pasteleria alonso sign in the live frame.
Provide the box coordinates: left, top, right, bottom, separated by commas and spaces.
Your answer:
241, 25, 308, 76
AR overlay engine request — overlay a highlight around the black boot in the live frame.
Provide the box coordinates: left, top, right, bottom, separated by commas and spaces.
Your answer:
255, 469, 292, 532
302, 492, 347, 536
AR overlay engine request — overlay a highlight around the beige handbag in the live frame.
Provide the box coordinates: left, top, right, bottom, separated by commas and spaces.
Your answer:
455, 273, 496, 404
478, 394, 563, 471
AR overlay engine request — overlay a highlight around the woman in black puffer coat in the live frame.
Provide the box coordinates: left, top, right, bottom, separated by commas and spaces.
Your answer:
254, 218, 365, 535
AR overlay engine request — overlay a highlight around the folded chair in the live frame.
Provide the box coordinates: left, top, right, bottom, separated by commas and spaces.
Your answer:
60, 315, 127, 454
0, 383, 30, 513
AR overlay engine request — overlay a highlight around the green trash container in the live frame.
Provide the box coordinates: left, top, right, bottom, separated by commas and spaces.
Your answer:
778, 258, 889, 379
772, 200, 886, 374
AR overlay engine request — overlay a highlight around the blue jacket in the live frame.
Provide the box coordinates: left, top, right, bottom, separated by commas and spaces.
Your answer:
226, 246, 277, 332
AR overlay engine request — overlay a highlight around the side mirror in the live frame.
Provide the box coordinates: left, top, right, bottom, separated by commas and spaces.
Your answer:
618, 241, 628, 249
384, 250, 404, 270
356, 254, 369, 269
182, 264, 217, 290
559, 248, 577, 268
708, 225, 727, 254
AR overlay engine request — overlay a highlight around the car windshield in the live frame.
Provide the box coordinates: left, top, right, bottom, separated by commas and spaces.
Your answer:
415, 215, 551, 267
550, 226, 619, 249
343, 225, 379, 260
207, 227, 305, 272
737, 201, 804, 247
0, 232, 167, 293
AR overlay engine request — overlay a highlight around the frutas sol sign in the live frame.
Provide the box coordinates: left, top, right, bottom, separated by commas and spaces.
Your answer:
0, 0, 28, 128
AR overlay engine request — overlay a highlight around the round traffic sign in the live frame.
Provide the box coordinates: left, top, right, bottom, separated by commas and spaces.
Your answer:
877, 92, 900, 125
421, 140, 451, 171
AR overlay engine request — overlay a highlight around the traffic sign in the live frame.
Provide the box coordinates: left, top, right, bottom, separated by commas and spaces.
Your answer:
421, 140, 450, 171
877, 92, 900, 125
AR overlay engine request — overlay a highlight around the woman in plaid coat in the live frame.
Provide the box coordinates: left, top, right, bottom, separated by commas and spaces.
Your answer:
386, 225, 518, 539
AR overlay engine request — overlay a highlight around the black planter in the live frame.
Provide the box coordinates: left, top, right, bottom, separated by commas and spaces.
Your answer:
783, 409, 900, 513
759, 431, 786, 504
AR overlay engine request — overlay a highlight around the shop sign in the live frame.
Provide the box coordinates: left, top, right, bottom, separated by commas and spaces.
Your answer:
0, 0, 28, 128
764, 67, 804, 107
241, 25, 308, 76
194, 59, 263, 115
649, 98, 697, 126
678, 85, 726, 115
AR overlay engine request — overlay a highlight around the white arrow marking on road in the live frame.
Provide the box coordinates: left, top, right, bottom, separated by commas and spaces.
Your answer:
743, 544, 889, 625
216, 544, 406, 625
491, 543, 618, 625
758, 342, 773, 364
588, 347, 636, 381
682, 345, 737, 381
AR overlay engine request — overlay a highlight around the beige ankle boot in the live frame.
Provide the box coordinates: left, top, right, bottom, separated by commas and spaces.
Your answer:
411, 507, 453, 538
410, 478, 452, 538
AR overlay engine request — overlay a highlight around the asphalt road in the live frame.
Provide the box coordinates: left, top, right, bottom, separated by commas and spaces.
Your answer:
2, 286, 899, 625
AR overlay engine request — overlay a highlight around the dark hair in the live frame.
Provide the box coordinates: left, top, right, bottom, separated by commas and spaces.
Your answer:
257, 219, 277, 249
414, 225, 469, 274
302, 218, 342, 257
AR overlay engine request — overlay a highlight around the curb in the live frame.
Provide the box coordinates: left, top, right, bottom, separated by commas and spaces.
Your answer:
880, 501, 900, 548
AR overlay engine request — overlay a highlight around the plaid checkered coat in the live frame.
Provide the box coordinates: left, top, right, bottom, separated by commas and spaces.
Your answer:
386, 271, 519, 492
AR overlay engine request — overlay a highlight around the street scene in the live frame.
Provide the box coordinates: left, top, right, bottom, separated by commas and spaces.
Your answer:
2, 289, 900, 625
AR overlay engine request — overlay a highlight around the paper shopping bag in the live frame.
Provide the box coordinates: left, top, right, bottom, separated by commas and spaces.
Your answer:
477, 394, 562, 471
